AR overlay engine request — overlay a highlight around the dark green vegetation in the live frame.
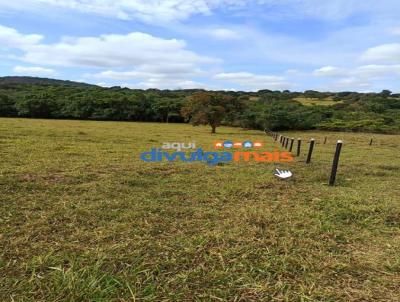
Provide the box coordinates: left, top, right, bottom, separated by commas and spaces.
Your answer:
0, 76, 95, 87
1, 119, 399, 301
1, 77, 399, 133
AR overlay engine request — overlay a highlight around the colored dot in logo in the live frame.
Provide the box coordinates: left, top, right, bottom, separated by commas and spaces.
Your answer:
243, 141, 253, 148
223, 140, 234, 148
214, 142, 223, 149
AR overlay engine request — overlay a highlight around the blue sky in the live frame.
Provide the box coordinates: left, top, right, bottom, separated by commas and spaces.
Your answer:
1, 0, 400, 92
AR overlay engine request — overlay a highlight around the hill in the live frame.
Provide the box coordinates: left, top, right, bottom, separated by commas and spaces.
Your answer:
0, 76, 96, 87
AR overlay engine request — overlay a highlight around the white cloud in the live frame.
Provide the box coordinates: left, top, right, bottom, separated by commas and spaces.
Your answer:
1, 24, 217, 79
312, 62, 400, 91
96, 82, 111, 87
213, 72, 292, 91
0, 24, 43, 49
0, 24, 220, 89
313, 66, 346, 77
353, 64, 400, 77
90, 66, 207, 89
134, 79, 208, 89
331, 77, 372, 90
314, 64, 400, 91
361, 43, 400, 63
313, 64, 400, 79
13, 65, 56, 75
92, 64, 204, 80
19, 32, 216, 68
208, 28, 242, 40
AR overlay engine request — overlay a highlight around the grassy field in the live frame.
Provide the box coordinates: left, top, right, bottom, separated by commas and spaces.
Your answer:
293, 97, 343, 106
248, 96, 342, 107
1, 118, 400, 301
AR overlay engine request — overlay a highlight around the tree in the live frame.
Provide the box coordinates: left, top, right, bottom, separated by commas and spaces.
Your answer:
15, 95, 58, 118
380, 90, 392, 98
181, 92, 232, 133
152, 98, 183, 123
0, 94, 17, 116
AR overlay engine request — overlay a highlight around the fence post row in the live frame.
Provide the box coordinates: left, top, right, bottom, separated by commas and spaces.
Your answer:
329, 140, 343, 186
267, 132, 344, 187
306, 138, 315, 164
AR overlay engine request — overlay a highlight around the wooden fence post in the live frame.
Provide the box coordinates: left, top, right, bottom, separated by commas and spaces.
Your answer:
285, 137, 289, 149
329, 140, 343, 186
324, 137, 327, 144
289, 138, 294, 152
306, 138, 315, 164
297, 138, 301, 156
369, 138, 373, 146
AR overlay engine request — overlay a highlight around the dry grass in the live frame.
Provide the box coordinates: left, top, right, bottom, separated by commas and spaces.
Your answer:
293, 97, 343, 106
0, 118, 399, 301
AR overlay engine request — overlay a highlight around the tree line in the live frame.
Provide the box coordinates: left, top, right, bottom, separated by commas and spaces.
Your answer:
0, 80, 399, 134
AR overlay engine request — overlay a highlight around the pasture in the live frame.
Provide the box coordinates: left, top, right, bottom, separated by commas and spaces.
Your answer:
293, 97, 342, 106
0, 118, 399, 301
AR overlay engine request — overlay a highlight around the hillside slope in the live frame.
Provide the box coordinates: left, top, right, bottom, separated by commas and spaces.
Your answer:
0, 76, 96, 87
